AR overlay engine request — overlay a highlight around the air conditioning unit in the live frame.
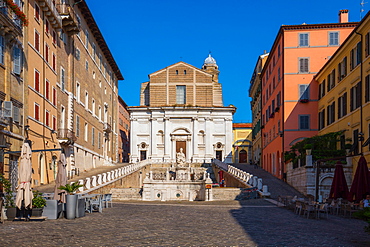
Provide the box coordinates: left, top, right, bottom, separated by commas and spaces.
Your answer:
3, 101, 13, 118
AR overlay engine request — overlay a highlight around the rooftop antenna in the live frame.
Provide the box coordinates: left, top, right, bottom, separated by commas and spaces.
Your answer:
361, 0, 367, 19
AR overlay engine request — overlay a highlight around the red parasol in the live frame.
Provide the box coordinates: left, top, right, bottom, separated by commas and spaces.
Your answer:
348, 156, 370, 202
329, 161, 349, 199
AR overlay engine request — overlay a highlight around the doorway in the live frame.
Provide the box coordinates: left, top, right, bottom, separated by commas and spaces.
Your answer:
140, 150, 147, 161
239, 150, 248, 163
216, 151, 222, 161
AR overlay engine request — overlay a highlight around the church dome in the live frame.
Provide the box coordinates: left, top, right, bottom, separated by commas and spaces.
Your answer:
204, 54, 217, 65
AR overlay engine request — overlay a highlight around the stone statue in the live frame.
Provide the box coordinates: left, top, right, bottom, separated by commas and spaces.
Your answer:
176, 148, 186, 167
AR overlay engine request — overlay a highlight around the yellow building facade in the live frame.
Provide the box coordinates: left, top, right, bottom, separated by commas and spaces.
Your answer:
232, 123, 252, 164
315, 11, 370, 172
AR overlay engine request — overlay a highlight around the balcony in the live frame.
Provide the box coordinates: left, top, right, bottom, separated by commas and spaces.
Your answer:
38, 0, 62, 29
56, 3, 80, 35
57, 128, 77, 145
0, 1, 22, 37
103, 122, 111, 133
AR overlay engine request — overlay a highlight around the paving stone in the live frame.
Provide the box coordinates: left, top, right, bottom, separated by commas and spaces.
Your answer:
1, 199, 370, 246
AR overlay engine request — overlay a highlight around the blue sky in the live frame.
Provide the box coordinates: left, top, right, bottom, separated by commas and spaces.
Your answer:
85, 0, 365, 122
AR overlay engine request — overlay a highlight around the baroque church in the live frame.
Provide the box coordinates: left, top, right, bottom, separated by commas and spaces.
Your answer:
128, 55, 235, 164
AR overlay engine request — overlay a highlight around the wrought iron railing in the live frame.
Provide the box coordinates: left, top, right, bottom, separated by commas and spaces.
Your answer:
57, 128, 77, 142
0, 0, 22, 28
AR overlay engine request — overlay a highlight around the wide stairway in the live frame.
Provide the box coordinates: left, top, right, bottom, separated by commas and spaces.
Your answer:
231, 163, 304, 199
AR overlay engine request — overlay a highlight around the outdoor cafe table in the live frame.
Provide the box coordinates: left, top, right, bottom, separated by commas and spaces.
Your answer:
79, 194, 100, 213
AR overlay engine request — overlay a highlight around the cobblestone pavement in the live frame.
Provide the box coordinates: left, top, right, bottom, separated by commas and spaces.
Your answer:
1, 199, 370, 246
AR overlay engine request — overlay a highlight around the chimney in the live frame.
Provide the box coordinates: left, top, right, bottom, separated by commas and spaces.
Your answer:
339, 9, 349, 23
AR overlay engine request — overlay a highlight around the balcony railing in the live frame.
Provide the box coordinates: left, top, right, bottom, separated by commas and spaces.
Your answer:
37, 0, 62, 29
56, 3, 80, 35
57, 128, 77, 144
0, 0, 22, 32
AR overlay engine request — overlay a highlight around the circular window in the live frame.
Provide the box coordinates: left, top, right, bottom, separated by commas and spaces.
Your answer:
141, 143, 146, 149
176, 193, 181, 198
157, 193, 161, 198
217, 143, 222, 149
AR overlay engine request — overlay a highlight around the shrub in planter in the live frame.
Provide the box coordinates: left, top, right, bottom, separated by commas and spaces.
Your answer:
0, 174, 16, 220
31, 191, 46, 217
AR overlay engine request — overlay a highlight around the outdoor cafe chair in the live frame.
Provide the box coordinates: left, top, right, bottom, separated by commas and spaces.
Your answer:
303, 202, 317, 219
102, 194, 113, 208
294, 201, 303, 215
317, 203, 329, 219
89, 194, 103, 213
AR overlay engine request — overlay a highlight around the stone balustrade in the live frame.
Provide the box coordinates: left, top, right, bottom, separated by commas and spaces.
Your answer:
75, 160, 150, 194
212, 159, 271, 197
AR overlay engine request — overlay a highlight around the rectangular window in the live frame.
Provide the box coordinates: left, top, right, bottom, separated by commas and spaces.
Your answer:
278, 67, 281, 81
299, 115, 310, 130
319, 109, 325, 130
34, 70, 40, 92
52, 87, 56, 106
98, 132, 101, 149
85, 91, 89, 109
338, 56, 347, 81
327, 69, 336, 92
34, 103, 40, 121
276, 92, 281, 106
35, 30, 40, 52
52, 31, 57, 45
85, 30, 89, 48
85, 60, 89, 71
92, 127, 95, 146
350, 42, 362, 70
34, 3, 40, 21
350, 82, 361, 111
75, 48, 80, 60
45, 43, 49, 63
76, 82, 80, 102
76, 115, 80, 137
52, 115, 57, 130
13, 46, 21, 75
327, 101, 335, 125
338, 92, 347, 119
92, 43, 96, 60
319, 80, 326, 99
60, 67, 65, 90
353, 129, 359, 155
84, 123, 88, 142
299, 33, 309, 47
329, 32, 339, 46
366, 32, 370, 57
45, 20, 49, 34
176, 85, 186, 104
45, 110, 50, 127
52, 53, 56, 71
299, 58, 309, 73
366, 75, 370, 103
299, 84, 309, 100
45, 80, 50, 100
0, 35, 4, 64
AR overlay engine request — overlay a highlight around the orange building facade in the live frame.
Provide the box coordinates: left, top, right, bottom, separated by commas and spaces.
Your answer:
260, 10, 357, 179
118, 96, 130, 163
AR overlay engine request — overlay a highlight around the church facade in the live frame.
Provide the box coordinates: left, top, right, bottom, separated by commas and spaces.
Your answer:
129, 55, 235, 164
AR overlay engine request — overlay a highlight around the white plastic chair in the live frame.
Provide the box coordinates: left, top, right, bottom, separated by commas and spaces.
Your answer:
89, 194, 103, 213
102, 194, 113, 208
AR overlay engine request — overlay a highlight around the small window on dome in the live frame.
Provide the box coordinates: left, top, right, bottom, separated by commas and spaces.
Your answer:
184, 70, 186, 75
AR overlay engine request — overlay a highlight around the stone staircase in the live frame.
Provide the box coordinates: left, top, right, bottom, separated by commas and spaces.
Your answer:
231, 164, 305, 199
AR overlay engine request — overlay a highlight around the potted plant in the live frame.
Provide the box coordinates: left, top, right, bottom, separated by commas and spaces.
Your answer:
345, 143, 352, 155
0, 174, 16, 221
303, 144, 313, 155
58, 182, 83, 219
31, 190, 46, 217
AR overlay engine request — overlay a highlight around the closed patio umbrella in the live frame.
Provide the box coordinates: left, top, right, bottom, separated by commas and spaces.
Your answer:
54, 153, 67, 203
329, 161, 349, 199
15, 142, 33, 210
348, 156, 370, 202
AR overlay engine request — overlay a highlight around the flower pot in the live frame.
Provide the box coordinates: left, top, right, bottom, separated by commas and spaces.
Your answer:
6, 207, 17, 221
65, 194, 78, 219
31, 208, 43, 217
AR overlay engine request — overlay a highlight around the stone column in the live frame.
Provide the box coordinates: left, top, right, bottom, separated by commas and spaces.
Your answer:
192, 117, 198, 161
164, 117, 171, 162
205, 117, 212, 160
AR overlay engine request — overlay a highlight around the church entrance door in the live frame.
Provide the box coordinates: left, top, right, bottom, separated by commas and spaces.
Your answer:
239, 150, 248, 163
216, 151, 222, 161
176, 141, 186, 155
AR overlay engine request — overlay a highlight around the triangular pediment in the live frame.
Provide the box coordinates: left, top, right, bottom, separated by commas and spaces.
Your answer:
149, 62, 212, 77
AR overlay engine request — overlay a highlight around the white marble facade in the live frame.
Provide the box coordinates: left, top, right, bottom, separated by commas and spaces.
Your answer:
129, 106, 235, 164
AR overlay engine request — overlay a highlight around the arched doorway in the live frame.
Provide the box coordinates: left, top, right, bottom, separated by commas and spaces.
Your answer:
239, 150, 248, 163
39, 152, 45, 184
